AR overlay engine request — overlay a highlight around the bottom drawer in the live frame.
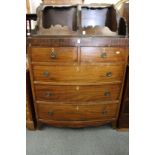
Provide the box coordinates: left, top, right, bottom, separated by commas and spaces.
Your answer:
37, 102, 118, 121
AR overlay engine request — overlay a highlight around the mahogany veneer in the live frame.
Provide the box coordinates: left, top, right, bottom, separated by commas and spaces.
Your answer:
27, 3, 129, 129
28, 37, 128, 129
32, 64, 125, 83
37, 102, 118, 121
34, 84, 121, 102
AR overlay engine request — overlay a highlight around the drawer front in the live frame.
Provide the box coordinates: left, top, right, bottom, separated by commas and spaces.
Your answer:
81, 47, 128, 63
33, 65, 125, 83
35, 84, 121, 102
31, 47, 77, 62
37, 102, 118, 121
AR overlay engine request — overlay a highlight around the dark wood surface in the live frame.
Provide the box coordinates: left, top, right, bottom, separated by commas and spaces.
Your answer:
27, 36, 128, 128
81, 6, 117, 32
34, 84, 121, 102
28, 36, 128, 129
116, 1, 129, 129
32, 64, 125, 83
37, 102, 118, 121
42, 6, 78, 31
38, 119, 116, 128
81, 47, 128, 63
35, 3, 127, 36
28, 37, 128, 47
27, 3, 129, 129
26, 69, 36, 130
117, 66, 129, 128
31, 47, 77, 63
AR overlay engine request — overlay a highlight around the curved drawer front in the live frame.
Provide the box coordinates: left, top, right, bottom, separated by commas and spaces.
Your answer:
81, 47, 128, 63
31, 47, 77, 63
37, 102, 118, 121
35, 84, 121, 102
33, 65, 125, 83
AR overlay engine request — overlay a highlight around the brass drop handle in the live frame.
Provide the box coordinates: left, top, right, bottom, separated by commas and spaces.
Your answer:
50, 50, 57, 59
102, 110, 108, 115
106, 72, 112, 77
104, 91, 111, 97
45, 92, 52, 97
47, 111, 53, 116
101, 53, 107, 58
43, 71, 49, 77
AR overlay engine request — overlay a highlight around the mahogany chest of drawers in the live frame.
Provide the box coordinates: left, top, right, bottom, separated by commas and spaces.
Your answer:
27, 2, 129, 129
27, 37, 128, 128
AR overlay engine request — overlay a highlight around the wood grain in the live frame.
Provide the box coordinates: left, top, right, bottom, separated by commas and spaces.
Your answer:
27, 3, 129, 129
81, 47, 128, 63
27, 36, 128, 129
33, 64, 125, 83
38, 119, 116, 128
37, 102, 118, 121
34, 84, 121, 102
31, 47, 77, 63
28, 37, 129, 47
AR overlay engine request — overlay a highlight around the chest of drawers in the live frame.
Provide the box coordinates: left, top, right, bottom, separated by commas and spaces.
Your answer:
27, 37, 128, 128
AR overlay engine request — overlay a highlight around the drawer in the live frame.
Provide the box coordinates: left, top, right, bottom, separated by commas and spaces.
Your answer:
33, 64, 125, 83
81, 47, 128, 63
37, 102, 118, 121
31, 47, 77, 63
35, 84, 121, 102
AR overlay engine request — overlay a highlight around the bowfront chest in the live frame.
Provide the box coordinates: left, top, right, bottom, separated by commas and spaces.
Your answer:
27, 2, 129, 128
28, 37, 128, 128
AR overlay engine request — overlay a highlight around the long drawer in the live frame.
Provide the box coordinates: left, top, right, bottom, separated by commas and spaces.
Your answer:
30, 47, 77, 63
33, 64, 125, 83
37, 102, 118, 121
81, 47, 128, 63
34, 84, 121, 102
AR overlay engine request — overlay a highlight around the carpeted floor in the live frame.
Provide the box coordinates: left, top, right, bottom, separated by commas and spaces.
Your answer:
26, 125, 129, 155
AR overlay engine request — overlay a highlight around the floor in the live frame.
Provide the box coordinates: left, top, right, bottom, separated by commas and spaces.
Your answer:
26, 124, 129, 155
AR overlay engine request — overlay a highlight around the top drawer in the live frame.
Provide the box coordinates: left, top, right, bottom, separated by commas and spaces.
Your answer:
81, 47, 128, 63
30, 47, 77, 63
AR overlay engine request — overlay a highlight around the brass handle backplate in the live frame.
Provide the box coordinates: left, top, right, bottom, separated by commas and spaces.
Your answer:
106, 72, 112, 77
102, 110, 108, 115
101, 53, 107, 58
48, 111, 53, 116
50, 50, 57, 59
104, 91, 111, 97
43, 71, 49, 77
45, 92, 52, 97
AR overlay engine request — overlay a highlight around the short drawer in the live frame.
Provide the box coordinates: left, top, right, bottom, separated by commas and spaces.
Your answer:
35, 84, 121, 102
81, 47, 128, 63
37, 102, 118, 121
33, 64, 125, 83
30, 47, 77, 62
